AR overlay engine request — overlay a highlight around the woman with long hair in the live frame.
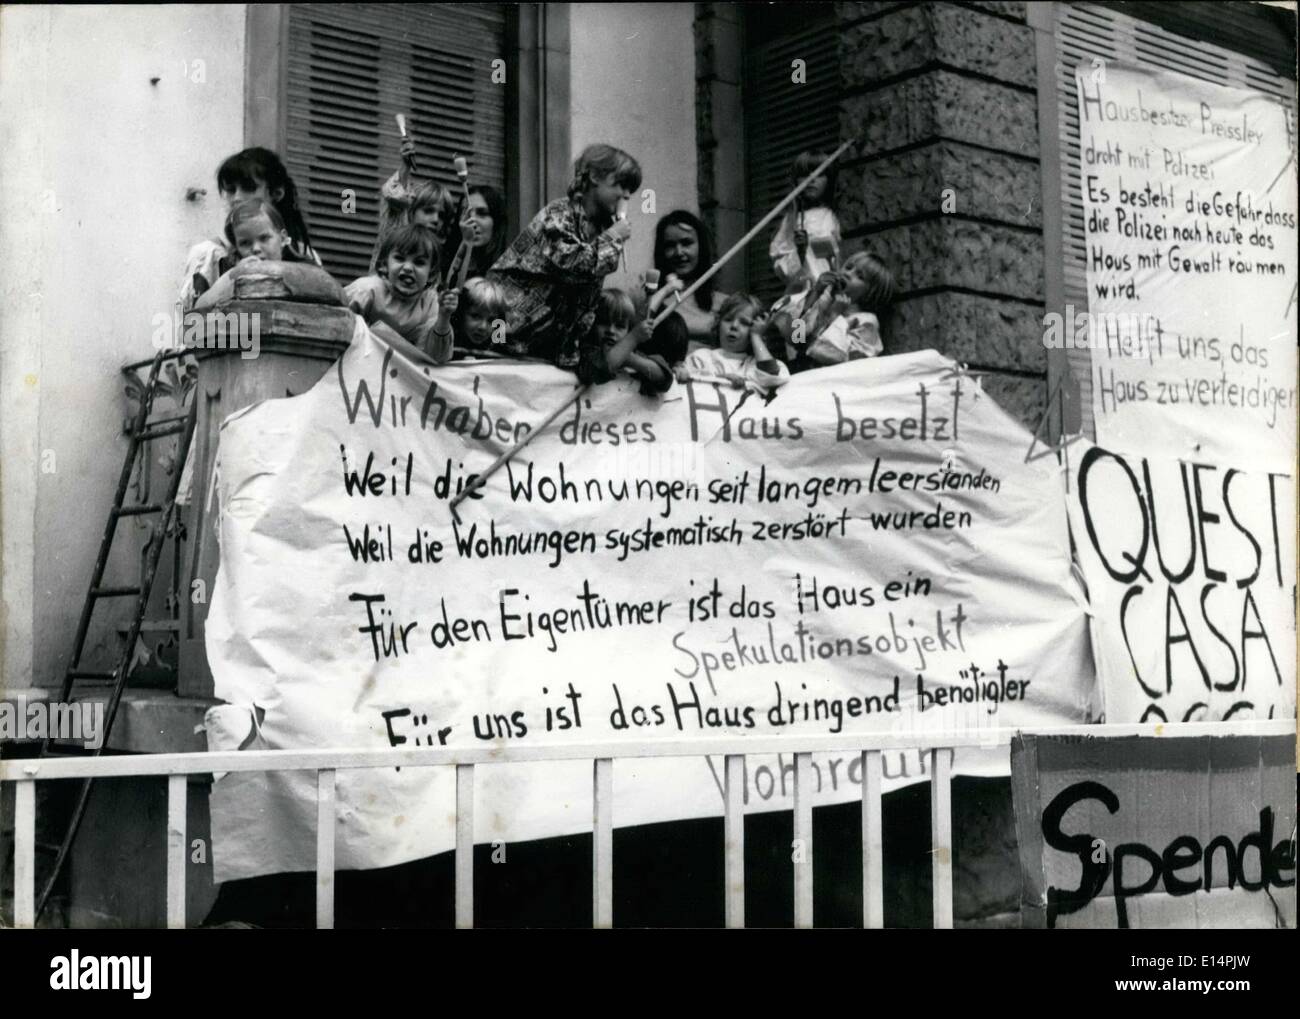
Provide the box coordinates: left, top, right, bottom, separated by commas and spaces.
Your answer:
651, 210, 730, 350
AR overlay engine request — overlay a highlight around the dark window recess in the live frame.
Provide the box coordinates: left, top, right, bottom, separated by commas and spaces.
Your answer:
741, 5, 840, 304
285, 3, 507, 285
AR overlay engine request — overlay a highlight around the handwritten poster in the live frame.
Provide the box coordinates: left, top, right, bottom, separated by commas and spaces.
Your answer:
203, 322, 1095, 882
1013, 733, 1296, 929
1067, 440, 1295, 725
1075, 63, 1297, 473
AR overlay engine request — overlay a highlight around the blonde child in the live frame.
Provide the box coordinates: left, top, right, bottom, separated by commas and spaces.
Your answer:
180, 148, 320, 312
587, 289, 673, 395
799, 251, 896, 366
769, 151, 842, 292
193, 198, 301, 311
346, 224, 454, 363
677, 294, 789, 395
451, 277, 510, 355
487, 143, 640, 376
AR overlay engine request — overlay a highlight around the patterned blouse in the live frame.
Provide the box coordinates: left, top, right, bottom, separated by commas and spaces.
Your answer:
486, 197, 624, 380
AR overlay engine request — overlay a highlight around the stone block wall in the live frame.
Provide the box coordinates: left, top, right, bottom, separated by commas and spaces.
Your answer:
836, 0, 1047, 427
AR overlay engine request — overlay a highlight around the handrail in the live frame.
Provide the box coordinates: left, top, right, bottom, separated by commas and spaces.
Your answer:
3, 719, 1290, 781
5, 718, 1293, 931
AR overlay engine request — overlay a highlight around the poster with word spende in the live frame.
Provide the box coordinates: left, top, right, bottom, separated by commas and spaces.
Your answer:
1068, 439, 1295, 726
204, 321, 1095, 881
1074, 62, 1297, 474
1012, 733, 1296, 928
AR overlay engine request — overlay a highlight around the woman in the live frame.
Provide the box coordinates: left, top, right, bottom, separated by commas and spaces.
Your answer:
652, 210, 729, 351
447, 183, 509, 284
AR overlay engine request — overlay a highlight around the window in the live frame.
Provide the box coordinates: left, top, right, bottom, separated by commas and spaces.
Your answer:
741, 4, 839, 303
284, 3, 508, 283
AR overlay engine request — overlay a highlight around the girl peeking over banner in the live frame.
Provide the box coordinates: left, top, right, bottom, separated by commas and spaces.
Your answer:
585, 288, 675, 396
486, 143, 640, 377
192, 198, 308, 311
346, 224, 455, 363
676, 293, 790, 395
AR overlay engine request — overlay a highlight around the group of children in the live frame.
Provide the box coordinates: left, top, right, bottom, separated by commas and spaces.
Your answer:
183, 142, 896, 398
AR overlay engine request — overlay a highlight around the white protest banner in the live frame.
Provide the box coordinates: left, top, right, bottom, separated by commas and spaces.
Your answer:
1067, 438, 1296, 724
204, 321, 1095, 882
1072, 62, 1297, 473
1012, 733, 1296, 929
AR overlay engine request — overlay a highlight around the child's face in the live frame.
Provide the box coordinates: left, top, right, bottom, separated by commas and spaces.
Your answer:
385, 248, 433, 298
463, 307, 495, 346
590, 172, 630, 217
596, 320, 628, 351
802, 174, 828, 204
843, 262, 869, 305
718, 309, 755, 354
232, 213, 288, 261
412, 206, 448, 244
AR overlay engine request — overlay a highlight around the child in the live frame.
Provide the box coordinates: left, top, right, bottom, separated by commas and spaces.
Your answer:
192, 199, 301, 310
370, 136, 456, 272
451, 276, 510, 354
769, 150, 842, 290
799, 251, 896, 366
586, 289, 673, 395
180, 147, 319, 311
487, 144, 640, 376
346, 224, 454, 363
677, 294, 789, 395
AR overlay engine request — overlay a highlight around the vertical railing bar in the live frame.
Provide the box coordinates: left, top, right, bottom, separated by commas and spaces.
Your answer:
316, 768, 335, 930
793, 751, 813, 929
930, 747, 954, 930
166, 774, 187, 929
723, 754, 745, 929
15, 780, 36, 928
593, 758, 613, 929
862, 750, 884, 929
455, 763, 474, 929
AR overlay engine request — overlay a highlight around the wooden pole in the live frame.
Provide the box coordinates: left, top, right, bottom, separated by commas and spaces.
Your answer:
450, 139, 855, 512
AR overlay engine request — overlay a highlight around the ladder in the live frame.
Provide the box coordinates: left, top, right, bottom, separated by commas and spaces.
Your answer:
34, 348, 198, 923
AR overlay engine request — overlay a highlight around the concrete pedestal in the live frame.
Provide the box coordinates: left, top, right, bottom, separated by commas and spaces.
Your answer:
177, 300, 354, 699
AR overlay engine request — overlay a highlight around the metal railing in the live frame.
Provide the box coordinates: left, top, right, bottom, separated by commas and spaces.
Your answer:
3, 719, 1291, 929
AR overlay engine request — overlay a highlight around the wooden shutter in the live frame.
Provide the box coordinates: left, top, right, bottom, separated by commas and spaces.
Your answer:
285, 3, 508, 284
1053, 2, 1296, 439
742, 9, 840, 303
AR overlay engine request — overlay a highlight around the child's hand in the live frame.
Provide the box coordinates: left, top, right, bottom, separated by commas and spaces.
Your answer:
673, 365, 691, 384
604, 219, 632, 244
794, 228, 809, 250
399, 138, 417, 160
647, 276, 685, 315
813, 271, 841, 296
440, 289, 460, 318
